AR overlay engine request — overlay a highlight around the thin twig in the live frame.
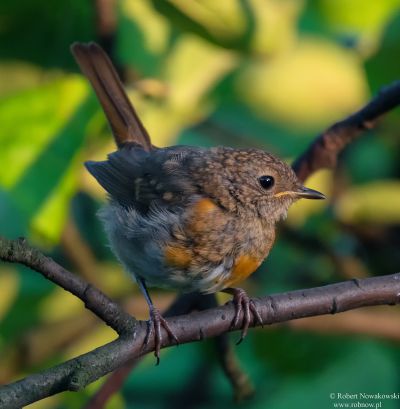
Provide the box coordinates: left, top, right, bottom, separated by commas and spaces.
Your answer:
215, 333, 255, 402
0, 236, 136, 335
292, 81, 400, 181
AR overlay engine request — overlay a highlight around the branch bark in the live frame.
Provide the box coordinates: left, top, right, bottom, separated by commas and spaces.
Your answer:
0, 235, 399, 408
1, 79, 400, 408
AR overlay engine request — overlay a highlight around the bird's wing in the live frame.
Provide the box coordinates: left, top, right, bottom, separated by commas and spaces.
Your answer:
86, 146, 203, 212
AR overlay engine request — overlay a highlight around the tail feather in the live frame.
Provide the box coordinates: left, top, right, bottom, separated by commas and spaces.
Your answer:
71, 42, 152, 151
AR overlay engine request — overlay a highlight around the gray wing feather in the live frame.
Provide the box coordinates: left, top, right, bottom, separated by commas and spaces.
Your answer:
86, 145, 205, 211
85, 146, 148, 208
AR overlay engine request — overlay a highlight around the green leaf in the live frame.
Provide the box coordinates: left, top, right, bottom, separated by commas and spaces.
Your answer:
0, 76, 98, 242
316, 0, 400, 39
365, 11, 400, 92
0, 0, 95, 69
118, 0, 170, 76
150, 0, 255, 52
0, 76, 87, 188
0, 188, 25, 237
262, 340, 398, 409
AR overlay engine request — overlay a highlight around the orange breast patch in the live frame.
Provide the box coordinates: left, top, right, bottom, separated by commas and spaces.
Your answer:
187, 198, 220, 233
164, 245, 192, 269
193, 198, 218, 214
224, 254, 262, 287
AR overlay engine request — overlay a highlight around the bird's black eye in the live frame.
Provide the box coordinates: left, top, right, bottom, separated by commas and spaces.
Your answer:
259, 175, 275, 190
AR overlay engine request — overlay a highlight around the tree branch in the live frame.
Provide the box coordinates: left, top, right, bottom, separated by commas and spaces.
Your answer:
1, 235, 400, 408
215, 333, 255, 402
292, 80, 400, 181
0, 237, 136, 335
84, 292, 209, 409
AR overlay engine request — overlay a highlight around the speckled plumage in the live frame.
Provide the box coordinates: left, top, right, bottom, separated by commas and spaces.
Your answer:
92, 145, 301, 294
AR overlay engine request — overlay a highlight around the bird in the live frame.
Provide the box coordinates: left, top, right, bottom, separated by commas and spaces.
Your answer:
71, 42, 325, 363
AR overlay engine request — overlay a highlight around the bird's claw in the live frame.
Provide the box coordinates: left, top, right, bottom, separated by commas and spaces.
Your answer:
228, 288, 263, 344
143, 307, 179, 365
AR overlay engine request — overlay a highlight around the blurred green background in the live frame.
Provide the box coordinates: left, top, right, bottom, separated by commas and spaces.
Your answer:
1, 0, 400, 408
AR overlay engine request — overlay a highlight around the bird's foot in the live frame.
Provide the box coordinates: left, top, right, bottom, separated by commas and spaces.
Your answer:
223, 287, 263, 344
143, 306, 179, 365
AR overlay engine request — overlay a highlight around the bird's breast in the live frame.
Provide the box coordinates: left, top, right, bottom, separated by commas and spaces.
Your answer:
162, 198, 275, 292
102, 198, 276, 294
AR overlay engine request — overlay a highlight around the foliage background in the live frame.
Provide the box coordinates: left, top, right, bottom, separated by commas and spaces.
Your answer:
1, 0, 400, 408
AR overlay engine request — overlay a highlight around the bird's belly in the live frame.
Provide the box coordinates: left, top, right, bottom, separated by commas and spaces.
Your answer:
158, 234, 266, 291
158, 252, 265, 293
101, 202, 274, 294
222, 254, 263, 288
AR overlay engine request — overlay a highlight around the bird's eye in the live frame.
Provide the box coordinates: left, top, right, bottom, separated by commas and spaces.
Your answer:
259, 175, 275, 190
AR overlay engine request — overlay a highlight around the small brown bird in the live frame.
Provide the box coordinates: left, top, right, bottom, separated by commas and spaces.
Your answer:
71, 42, 325, 362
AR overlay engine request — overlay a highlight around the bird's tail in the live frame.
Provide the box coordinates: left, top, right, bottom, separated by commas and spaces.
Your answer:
71, 42, 152, 151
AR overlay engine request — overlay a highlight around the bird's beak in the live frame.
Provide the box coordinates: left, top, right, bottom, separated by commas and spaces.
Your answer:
295, 186, 326, 200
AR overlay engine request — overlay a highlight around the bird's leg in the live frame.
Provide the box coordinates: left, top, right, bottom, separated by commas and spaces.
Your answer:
137, 277, 179, 364
222, 288, 263, 344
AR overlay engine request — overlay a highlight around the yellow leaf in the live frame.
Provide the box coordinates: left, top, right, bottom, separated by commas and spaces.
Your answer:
64, 324, 116, 359
122, 0, 170, 54
169, 0, 246, 40
336, 181, 400, 224
237, 37, 368, 129
22, 395, 60, 409
165, 35, 238, 110
39, 287, 85, 323
249, 0, 303, 54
